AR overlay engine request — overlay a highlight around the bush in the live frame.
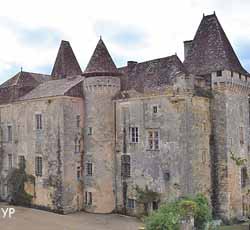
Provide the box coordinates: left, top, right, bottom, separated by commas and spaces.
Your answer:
144, 194, 212, 230
7, 167, 34, 206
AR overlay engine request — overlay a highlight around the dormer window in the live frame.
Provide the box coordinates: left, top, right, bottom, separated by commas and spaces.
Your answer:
216, 70, 222, 77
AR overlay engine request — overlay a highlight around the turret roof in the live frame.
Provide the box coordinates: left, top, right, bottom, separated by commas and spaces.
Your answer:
184, 13, 248, 76
51, 40, 82, 78
83, 38, 121, 77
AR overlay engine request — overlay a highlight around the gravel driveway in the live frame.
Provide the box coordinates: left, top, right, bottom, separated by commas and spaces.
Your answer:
0, 203, 142, 230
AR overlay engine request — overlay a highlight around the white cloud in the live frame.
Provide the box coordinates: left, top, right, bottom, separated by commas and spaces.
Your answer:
0, 0, 249, 83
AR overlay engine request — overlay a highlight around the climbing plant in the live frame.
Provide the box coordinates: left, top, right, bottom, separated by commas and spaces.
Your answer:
6, 161, 34, 206
230, 151, 247, 166
135, 185, 160, 215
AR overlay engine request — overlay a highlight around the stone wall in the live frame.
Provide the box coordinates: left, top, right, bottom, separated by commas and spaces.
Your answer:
83, 76, 120, 213
0, 96, 84, 213
115, 93, 211, 216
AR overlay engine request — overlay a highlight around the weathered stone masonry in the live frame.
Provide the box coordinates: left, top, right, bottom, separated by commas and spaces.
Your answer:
0, 12, 249, 222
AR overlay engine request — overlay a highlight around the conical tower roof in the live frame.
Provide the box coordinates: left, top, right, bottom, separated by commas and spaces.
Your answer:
51, 40, 82, 78
83, 38, 121, 77
184, 13, 248, 76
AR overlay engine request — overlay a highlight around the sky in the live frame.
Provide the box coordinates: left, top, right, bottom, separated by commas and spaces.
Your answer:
0, 0, 250, 83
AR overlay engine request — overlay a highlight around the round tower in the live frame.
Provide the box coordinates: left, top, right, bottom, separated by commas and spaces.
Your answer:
82, 38, 121, 213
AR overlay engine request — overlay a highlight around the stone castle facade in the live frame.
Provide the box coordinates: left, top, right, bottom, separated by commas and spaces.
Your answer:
0, 12, 250, 221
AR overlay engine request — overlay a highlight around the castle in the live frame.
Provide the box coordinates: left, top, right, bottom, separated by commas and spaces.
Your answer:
0, 12, 249, 222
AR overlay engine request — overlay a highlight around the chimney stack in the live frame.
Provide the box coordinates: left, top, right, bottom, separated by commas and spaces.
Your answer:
183, 40, 193, 60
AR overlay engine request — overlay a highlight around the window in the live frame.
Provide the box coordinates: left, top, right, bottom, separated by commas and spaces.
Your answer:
76, 115, 80, 128
18, 155, 25, 169
36, 114, 42, 130
216, 70, 222, 77
77, 166, 81, 180
148, 130, 160, 150
240, 127, 244, 145
163, 171, 170, 182
88, 127, 92, 135
241, 167, 248, 188
130, 127, 139, 143
85, 192, 92, 205
7, 125, 12, 142
121, 155, 130, 178
35, 156, 43, 176
152, 201, 159, 210
127, 199, 135, 209
8, 154, 12, 169
86, 162, 93, 176
202, 151, 206, 163
240, 105, 243, 118
153, 106, 158, 114
75, 138, 81, 153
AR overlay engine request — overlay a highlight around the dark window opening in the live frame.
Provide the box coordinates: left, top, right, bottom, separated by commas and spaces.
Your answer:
86, 162, 93, 176
76, 115, 80, 128
18, 155, 25, 169
241, 167, 248, 188
88, 127, 92, 135
153, 106, 158, 114
130, 127, 139, 143
7, 125, 12, 142
216, 70, 222, 77
152, 201, 159, 210
35, 156, 43, 176
121, 155, 131, 178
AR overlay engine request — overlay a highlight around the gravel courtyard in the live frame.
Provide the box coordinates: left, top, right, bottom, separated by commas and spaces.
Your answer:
0, 203, 142, 230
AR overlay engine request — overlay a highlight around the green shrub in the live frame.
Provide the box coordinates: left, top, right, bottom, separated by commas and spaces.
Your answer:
7, 167, 34, 206
144, 194, 212, 230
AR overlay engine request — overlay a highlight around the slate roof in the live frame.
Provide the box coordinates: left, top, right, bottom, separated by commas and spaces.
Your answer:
184, 13, 249, 76
0, 71, 50, 88
83, 38, 121, 77
51, 40, 82, 79
119, 55, 187, 92
20, 76, 84, 100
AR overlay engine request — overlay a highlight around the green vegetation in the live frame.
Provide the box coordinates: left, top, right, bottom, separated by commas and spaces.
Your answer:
144, 194, 212, 230
136, 185, 161, 215
6, 161, 35, 206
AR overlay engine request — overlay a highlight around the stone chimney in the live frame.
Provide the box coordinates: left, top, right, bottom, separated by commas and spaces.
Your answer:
183, 40, 193, 60
127, 61, 138, 70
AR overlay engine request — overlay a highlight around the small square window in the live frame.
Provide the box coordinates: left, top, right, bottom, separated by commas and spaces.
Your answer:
153, 106, 158, 114
77, 166, 81, 180
88, 127, 92, 135
216, 71, 222, 77
127, 199, 135, 209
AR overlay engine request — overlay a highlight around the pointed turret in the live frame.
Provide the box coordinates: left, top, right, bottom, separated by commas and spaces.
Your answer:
51, 40, 82, 79
184, 13, 248, 76
83, 38, 121, 77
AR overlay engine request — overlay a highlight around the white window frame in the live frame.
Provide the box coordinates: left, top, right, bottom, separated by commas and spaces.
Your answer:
129, 127, 139, 143
127, 198, 136, 209
35, 113, 42, 130
147, 129, 160, 150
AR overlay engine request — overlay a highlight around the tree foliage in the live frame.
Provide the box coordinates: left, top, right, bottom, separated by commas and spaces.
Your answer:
144, 194, 212, 230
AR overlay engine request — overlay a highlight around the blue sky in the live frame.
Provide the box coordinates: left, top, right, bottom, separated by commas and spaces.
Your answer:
0, 0, 250, 83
